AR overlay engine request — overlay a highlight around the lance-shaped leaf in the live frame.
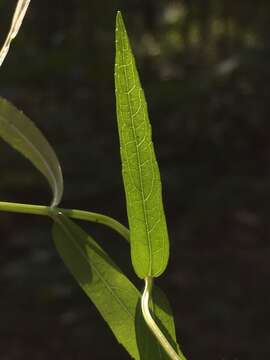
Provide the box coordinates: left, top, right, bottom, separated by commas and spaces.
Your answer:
52, 214, 181, 359
0, 0, 31, 67
0, 98, 63, 206
115, 12, 169, 278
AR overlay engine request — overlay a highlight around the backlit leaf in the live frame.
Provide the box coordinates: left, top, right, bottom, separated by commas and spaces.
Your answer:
115, 11, 169, 278
0, 98, 63, 206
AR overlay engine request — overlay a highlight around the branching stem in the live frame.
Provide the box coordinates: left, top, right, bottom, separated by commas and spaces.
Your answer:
0, 201, 130, 242
0, 200, 186, 359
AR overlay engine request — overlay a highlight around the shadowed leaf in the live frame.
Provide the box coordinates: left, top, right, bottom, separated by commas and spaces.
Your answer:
136, 285, 184, 359
0, 97, 63, 206
52, 214, 180, 359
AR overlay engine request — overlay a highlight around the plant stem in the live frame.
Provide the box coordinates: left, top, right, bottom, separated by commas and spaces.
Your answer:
60, 208, 130, 242
141, 277, 187, 360
0, 201, 130, 242
0, 201, 50, 216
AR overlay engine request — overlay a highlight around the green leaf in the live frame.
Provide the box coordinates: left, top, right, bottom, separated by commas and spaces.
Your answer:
153, 287, 186, 359
52, 213, 140, 358
114, 11, 169, 278
0, 97, 63, 206
136, 286, 185, 359
52, 214, 180, 359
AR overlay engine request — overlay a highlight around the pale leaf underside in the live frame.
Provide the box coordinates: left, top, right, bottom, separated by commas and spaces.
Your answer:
0, 0, 31, 67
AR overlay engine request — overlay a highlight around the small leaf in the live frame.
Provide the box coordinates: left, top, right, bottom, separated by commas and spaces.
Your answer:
0, 98, 63, 206
152, 287, 186, 359
0, 0, 31, 67
136, 286, 185, 359
52, 214, 180, 359
115, 11, 169, 278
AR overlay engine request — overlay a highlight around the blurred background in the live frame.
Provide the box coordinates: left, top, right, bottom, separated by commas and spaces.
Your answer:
0, 0, 270, 359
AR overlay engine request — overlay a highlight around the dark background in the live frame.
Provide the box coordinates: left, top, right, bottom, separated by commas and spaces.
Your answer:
0, 0, 270, 359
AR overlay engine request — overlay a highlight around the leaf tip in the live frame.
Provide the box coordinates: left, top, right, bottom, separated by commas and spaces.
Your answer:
116, 10, 122, 21
116, 10, 125, 32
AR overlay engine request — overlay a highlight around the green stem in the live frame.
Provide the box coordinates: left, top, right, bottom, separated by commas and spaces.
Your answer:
0, 201, 130, 242
0, 201, 50, 216
60, 208, 130, 242
0, 201, 186, 359
141, 277, 187, 360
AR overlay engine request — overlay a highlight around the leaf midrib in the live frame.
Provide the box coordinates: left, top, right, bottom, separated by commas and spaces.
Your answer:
118, 26, 153, 276
55, 215, 136, 320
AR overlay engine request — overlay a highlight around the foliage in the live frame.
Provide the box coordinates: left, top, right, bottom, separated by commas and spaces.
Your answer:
0, 4, 186, 360
0, 98, 63, 206
115, 12, 169, 279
